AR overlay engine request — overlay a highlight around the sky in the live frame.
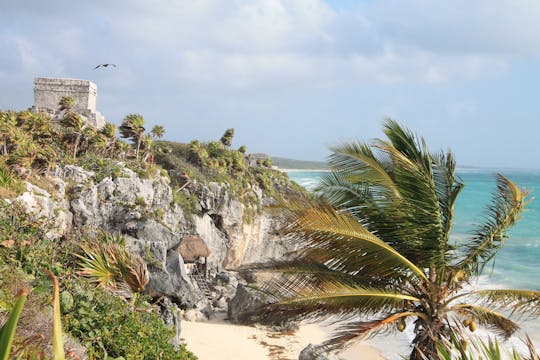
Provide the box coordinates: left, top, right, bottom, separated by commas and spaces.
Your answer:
1, 0, 540, 168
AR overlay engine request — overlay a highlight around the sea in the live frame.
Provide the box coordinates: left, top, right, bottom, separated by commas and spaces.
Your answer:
286, 169, 540, 358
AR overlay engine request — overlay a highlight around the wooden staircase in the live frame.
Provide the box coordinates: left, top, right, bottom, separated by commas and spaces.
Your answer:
190, 267, 212, 300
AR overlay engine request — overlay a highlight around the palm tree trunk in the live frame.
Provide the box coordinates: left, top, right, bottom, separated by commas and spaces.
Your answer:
73, 133, 81, 159
136, 136, 142, 160
410, 316, 446, 360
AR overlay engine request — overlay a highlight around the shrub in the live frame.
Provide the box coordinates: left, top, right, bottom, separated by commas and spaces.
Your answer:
63, 284, 197, 360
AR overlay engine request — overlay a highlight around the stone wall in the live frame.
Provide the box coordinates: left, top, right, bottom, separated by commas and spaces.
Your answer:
33, 77, 105, 128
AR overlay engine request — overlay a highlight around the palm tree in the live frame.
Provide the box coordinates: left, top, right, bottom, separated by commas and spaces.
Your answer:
119, 114, 145, 160
100, 122, 118, 157
139, 133, 154, 162
150, 125, 165, 139
0, 111, 17, 156
252, 120, 540, 359
220, 128, 234, 147
60, 112, 86, 159
58, 96, 74, 111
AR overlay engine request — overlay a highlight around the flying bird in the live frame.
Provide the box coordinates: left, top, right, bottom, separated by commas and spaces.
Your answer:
94, 63, 117, 69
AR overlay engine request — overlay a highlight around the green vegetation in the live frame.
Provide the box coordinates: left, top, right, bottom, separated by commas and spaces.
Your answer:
252, 120, 539, 359
219, 128, 234, 147
436, 333, 539, 360
155, 136, 304, 218
119, 114, 146, 160
0, 288, 28, 360
63, 284, 195, 360
58, 96, 74, 111
0, 106, 194, 358
0, 199, 196, 359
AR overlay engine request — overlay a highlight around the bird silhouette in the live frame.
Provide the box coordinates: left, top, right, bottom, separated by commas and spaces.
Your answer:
94, 63, 117, 69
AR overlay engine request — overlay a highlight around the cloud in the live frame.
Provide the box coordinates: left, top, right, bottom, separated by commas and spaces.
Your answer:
1, 0, 538, 93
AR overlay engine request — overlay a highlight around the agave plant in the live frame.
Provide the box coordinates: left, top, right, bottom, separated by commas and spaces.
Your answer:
250, 120, 540, 359
436, 332, 539, 360
0, 288, 28, 360
0, 272, 65, 360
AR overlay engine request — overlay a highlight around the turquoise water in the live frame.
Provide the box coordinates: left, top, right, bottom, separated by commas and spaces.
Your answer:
286, 169, 540, 356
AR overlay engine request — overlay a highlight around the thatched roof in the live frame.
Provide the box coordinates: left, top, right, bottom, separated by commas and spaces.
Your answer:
178, 235, 210, 261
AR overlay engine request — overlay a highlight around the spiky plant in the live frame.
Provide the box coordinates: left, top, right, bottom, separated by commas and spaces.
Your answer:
250, 120, 540, 359
436, 331, 539, 360
76, 241, 149, 298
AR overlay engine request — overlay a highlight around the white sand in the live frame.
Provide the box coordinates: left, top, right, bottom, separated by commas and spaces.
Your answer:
181, 315, 385, 360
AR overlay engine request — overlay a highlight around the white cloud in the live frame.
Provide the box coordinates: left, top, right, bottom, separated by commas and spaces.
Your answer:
0, 0, 537, 91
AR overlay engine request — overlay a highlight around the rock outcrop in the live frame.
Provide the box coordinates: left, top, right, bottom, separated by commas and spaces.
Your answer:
14, 162, 295, 313
227, 284, 271, 323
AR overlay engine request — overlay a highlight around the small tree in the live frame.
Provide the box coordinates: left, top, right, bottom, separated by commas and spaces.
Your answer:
58, 96, 74, 111
238, 145, 247, 154
220, 128, 234, 147
60, 112, 86, 159
151, 125, 165, 139
101, 123, 118, 157
119, 114, 146, 160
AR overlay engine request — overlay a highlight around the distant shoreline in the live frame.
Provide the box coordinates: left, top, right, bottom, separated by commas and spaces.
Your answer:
277, 168, 330, 173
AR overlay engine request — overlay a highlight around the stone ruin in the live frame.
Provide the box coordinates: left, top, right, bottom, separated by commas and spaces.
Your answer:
32, 77, 106, 129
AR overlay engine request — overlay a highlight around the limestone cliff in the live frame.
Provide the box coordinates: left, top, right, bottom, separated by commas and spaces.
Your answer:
13, 161, 298, 311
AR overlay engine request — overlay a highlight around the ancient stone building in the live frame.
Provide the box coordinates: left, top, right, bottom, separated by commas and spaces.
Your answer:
33, 77, 106, 129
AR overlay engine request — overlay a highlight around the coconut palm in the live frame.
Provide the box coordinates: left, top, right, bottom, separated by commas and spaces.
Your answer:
253, 120, 540, 359
119, 114, 145, 160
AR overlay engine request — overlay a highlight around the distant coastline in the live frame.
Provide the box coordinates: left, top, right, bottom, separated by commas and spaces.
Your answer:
278, 168, 331, 173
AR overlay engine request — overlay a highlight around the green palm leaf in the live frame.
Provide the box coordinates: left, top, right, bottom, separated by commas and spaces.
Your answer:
323, 311, 422, 351
285, 200, 428, 282
451, 303, 519, 338
469, 289, 540, 318
458, 175, 528, 275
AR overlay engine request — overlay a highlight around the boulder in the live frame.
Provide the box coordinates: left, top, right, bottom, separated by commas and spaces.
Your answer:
147, 250, 206, 308
183, 309, 208, 322
299, 344, 330, 360
227, 284, 270, 324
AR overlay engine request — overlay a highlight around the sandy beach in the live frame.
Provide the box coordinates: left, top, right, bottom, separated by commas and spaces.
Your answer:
181, 314, 384, 360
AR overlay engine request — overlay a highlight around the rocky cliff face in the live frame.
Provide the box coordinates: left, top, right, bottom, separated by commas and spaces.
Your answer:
14, 162, 294, 311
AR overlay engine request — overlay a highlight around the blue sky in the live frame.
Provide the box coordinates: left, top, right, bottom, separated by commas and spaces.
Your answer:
1, 0, 540, 168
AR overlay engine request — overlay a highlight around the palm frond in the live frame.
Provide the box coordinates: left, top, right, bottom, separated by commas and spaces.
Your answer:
458, 175, 528, 275
76, 242, 149, 296
260, 280, 420, 323
326, 141, 400, 198
431, 150, 464, 238
322, 311, 420, 351
451, 303, 520, 338
375, 139, 448, 263
284, 200, 428, 283
468, 289, 540, 319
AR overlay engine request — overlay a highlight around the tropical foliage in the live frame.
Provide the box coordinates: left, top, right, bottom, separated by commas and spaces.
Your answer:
220, 128, 234, 147
119, 113, 146, 159
76, 239, 149, 298
250, 120, 540, 359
